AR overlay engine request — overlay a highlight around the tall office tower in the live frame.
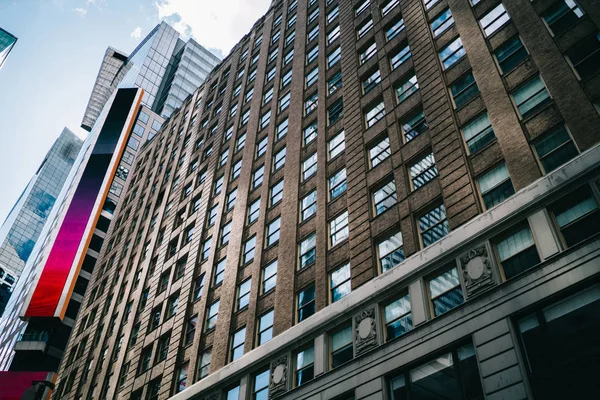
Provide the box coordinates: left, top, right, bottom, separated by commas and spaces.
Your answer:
81, 22, 221, 131
55, 0, 600, 399
0, 128, 82, 312
0, 27, 17, 70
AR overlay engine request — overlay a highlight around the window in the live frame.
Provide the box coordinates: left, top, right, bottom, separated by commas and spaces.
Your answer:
384, 293, 412, 340
431, 9, 454, 37
260, 110, 271, 129
295, 345, 315, 385
262, 260, 278, 294
478, 163, 515, 209
214, 258, 226, 285
419, 204, 449, 247
450, 72, 480, 108
201, 238, 212, 261
327, 5, 339, 24
266, 217, 281, 247
281, 69, 293, 87
257, 310, 274, 345
155, 334, 170, 362
139, 345, 153, 372
327, 131, 345, 160
299, 233, 317, 269
263, 87, 274, 105
327, 46, 341, 68
227, 188, 237, 211
249, 68, 258, 83
236, 133, 246, 152
301, 190, 317, 221
270, 180, 284, 206
516, 285, 600, 399
550, 186, 600, 247
330, 211, 349, 247
381, 0, 399, 16
253, 369, 270, 399
303, 153, 318, 181
512, 76, 552, 119
328, 25, 340, 44
253, 166, 265, 188
396, 74, 419, 103
273, 147, 287, 171
305, 92, 318, 115
165, 293, 179, 319
462, 112, 496, 153
390, 343, 483, 399
207, 205, 218, 227
308, 7, 319, 23
428, 266, 464, 316
331, 325, 353, 368
480, 3, 510, 37
176, 362, 189, 393
377, 232, 404, 272
247, 199, 261, 225
358, 18, 374, 39
373, 180, 398, 215
230, 327, 246, 361
307, 45, 318, 64
279, 92, 291, 112
360, 41, 377, 64
533, 125, 578, 173
363, 69, 381, 94
304, 121, 318, 145
328, 99, 344, 125
255, 34, 263, 48
230, 103, 238, 118
297, 283, 319, 324
330, 263, 351, 303
328, 70, 343, 95
494, 222, 540, 279
566, 33, 600, 80
329, 169, 347, 200
271, 30, 280, 44
286, 29, 296, 46
440, 38, 466, 69
245, 87, 254, 104
365, 101, 385, 128
205, 301, 219, 331
231, 159, 243, 180
193, 274, 205, 301
542, 0, 584, 36
391, 44, 411, 70
226, 385, 240, 400
214, 175, 224, 196
356, 0, 370, 16
401, 110, 427, 142
284, 48, 294, 65
410, 153, 437, 189
308, 25, 319, 42
288, 12, 297, 27
385, 18, 405, 41
198, 349, 211, 378
221, 221, 232, 245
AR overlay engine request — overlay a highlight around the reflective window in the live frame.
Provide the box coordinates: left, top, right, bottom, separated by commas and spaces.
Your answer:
377, 232, 404, 272
428, 266, 464, 316
384, 293, 412, 340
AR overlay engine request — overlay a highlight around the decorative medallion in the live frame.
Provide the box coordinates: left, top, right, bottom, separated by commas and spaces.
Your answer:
269, 355, 288, 398
354, 307, 378, 356
459, 244, 496, 298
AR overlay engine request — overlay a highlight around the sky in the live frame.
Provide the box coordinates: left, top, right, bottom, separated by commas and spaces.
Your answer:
0, 0, 270, 225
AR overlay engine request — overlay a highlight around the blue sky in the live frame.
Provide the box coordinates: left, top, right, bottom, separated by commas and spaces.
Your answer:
0, 0, 269, 224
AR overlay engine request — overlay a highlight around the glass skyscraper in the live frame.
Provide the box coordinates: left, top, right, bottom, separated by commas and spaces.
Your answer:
0, 27, 17, 70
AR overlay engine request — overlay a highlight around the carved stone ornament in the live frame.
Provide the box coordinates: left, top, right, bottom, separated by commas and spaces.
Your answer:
459, 244, 495, 298
269, 355, 288, 398
354, 307, 378, 356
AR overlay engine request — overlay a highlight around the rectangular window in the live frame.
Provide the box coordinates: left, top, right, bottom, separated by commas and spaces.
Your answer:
480, 3, 510, 37
365, 101, 385, 128
431, 9, 454, 37
184, 316, 198, 346
419, 204, 449, 247
401, 110, 428, 142
566, 33, 600, 80
328, 99, 344, 125
198, 350, 211, 379
462, 112, 496, 153
478, 163, 515, 209
377, 232, 404, 272
396, 74, 419, 103
299, 233, 317, 269
214, 258, 226, 285
327, 5, 339, 24
410, 153, 437, 189
330, 263, 351, 303
262, 259, 278, 294
237, 279, 251, 310
450, 72, 480, 108
373, 180, 398, 215
279, 92, 291, 112
221, 221, 232, 245
306, 67, 318, 87
253, 369, 270, 399
266, 217, 281, 246
307, 45, 318, 64
381, 0, 399, 16
542, 0, 584, 36
550, 186, 600, 247
385, 18, 405, 41
328, 70, 343, 95
297, 284, 316, 322
440, 38, 466, 69
328, 130, 345, 159
308, 25, 319, 42
253, 166, 265, 188
232, 159, 243, 180
205, 300, 220, 331
304, 121, 318, 146
257, 310, 274, 345
230, 327, 246, 361
358, 18, 374, 39
327, 25, 340, 44
384, 293, 412, 340
256, 137, 268, 158
330, 211, 349, 247
248, 199, 261, 224
263, 87, 274, 104
331, 325, 353, 368
286, 29, 296, 46
214, 175, 224, 196
270, 180, 284, 206
284, 48, 294, 65
245, 87, 254, 104
281, 69, 293, 87
303, 153, 318, 181
243, 236, 256, 264
391, 44, 411, 70
201, 238, 212, 261
327, 46, 341, 68
226, 188, 237, 211
193, 274, 205, 301
428, 266, 464, 316
288, 12, 297, 27
301, 190, 317, 221
305, 92, 318, 115
356, 0, 370, 15
329, 169, 347, 200
260, 110, 271, 129
494, 222, 540, 279
363, 69, 381, 94
295, 345, 315, 388
308, 8, 319, 23
273, 147, 287, 171
533, 125, 578, 173
360, 41, 377, 64
512, 76, 551, 119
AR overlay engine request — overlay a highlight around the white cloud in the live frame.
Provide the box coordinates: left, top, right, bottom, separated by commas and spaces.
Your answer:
73, 7, 87, 16
156, 0, 271, 55
130, 26, 143, 40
